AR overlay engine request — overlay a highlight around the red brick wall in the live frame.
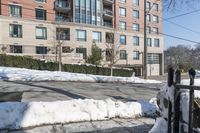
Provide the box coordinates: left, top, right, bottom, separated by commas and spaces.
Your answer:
114, 0, 162, 33
0, 0, 55, 21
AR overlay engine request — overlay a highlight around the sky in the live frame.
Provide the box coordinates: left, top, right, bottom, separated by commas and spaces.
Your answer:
162, 1, 200, 50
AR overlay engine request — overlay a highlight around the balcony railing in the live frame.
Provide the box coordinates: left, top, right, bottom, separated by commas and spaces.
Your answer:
103, 0, 114, 5
104, 22, 113, 28
54, 1, 70, 13
104, 9, 113, 16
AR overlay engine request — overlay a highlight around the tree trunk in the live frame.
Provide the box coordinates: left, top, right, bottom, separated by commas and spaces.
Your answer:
58, 43, 62, 72
110, 66, 113, 76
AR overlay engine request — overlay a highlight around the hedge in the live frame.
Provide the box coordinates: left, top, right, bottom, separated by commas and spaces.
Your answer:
0, 54, 134, 77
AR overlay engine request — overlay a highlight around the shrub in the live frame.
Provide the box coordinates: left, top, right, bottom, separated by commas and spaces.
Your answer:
0, 54, 134, 77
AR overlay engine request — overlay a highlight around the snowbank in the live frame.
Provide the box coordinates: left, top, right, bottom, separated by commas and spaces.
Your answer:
0, 98, 157, 130
149, 79, 200, 133
0, 67, 161, 83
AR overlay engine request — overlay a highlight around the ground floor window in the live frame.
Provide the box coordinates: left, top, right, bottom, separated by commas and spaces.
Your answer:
10, 45, 22, 53
36, 46, 47, 54
76, 48, 87, 59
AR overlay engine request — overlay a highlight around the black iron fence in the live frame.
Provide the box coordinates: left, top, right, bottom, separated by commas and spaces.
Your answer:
168, 68, 200, 133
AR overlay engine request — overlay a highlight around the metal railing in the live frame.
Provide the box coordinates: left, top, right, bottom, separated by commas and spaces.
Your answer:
104, 9, 113, 16
167, 68, 200, 133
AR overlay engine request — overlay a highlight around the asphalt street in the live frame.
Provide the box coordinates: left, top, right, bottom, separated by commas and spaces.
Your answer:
0, 81, 164, 102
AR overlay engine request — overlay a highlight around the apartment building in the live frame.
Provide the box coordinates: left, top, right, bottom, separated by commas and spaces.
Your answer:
0, 0, 164, 76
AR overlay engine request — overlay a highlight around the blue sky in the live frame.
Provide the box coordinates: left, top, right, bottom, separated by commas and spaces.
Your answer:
162, 3, 200, 50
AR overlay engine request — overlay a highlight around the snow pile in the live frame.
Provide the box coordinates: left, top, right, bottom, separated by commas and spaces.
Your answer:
0, 98, 157, 130
196, 70, 200, 77
0, 67, 161, 83
150, 79, 200, 133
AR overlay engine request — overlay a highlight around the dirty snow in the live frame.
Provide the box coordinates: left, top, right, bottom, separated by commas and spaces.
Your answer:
0, 67, 161, 83
0, 98, 157, 130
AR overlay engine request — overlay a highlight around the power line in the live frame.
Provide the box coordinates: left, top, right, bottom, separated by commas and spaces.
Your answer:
164, 9, 200, 20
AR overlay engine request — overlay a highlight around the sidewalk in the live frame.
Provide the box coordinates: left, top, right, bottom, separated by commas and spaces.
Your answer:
1, 118, 154, 133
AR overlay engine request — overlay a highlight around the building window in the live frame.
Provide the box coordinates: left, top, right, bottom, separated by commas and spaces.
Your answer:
62, 46, 71, 53
153, 27, 159, 34
133, 0, 139, 6
153, 3, 159, 11
92, 31, 102, 43
133, 23, 139, 32
56, 28, 70, 40
146, 14, 151, 22
36, 27, 47, 39
106, 32, 114, 43
133, 10, 139, 19
35, 0, 46, 3
119, 7, 126, 17
153, 15, 159, 23
35, 8, 46, 20
10, 45, 22, 53
9, 5, 22, 17
154, 39, 160, 47
120, 0, 126, 3
146, 38, 152, 47
120, 35, 126, 45
148, 53, 160, 64
146, 26, 151, 34
119, 21, 126, 30
133, 36, 139, 46
120, 50, 127, 60
146, 1, 151, 10
106, 49, 113, 61
133, 51, 139, 60
36, 46, 47, 54
76, 48, 87, 59
76, 30, 87, 41
9, 24, 22, 38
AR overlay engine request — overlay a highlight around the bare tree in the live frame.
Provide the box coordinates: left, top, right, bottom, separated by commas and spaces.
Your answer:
163, 0, 199, 9
104, 30, 124, 76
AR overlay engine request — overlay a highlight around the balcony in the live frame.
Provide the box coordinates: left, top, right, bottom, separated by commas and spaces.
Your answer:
54, 0, 71, 13
104, 22, 113, 28
103, 9, 113, 20
103, 0, 114, 5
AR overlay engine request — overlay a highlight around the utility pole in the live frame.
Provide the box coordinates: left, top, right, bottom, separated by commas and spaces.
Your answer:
143, 0, 148, 79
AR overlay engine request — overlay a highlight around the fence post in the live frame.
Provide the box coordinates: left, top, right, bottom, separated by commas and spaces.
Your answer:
173, 69, 181, 133
168, 67, 174, 133
188, 68, 196, 133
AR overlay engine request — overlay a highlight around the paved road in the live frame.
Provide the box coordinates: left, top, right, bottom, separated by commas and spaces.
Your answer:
0, 81, 163, 102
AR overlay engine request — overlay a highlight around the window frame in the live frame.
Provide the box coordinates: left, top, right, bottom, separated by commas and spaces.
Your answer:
36, 46, 47, 54
10, 45, 23, 53
120, 35, 126, 45
133, 51, 140, 60
9, 24, 23, 38
154, 38, 160, 47
133, 10, 139, 19
120, 50, 127, 60
119, 7, 126, 17
92, 31, 102, 43
133, 36, 139, 46
9, 5, 22, 17
76, 29, 87, 42
133, 23, 139, 32
35, 27, 47, 40
35, 8, 47, 20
